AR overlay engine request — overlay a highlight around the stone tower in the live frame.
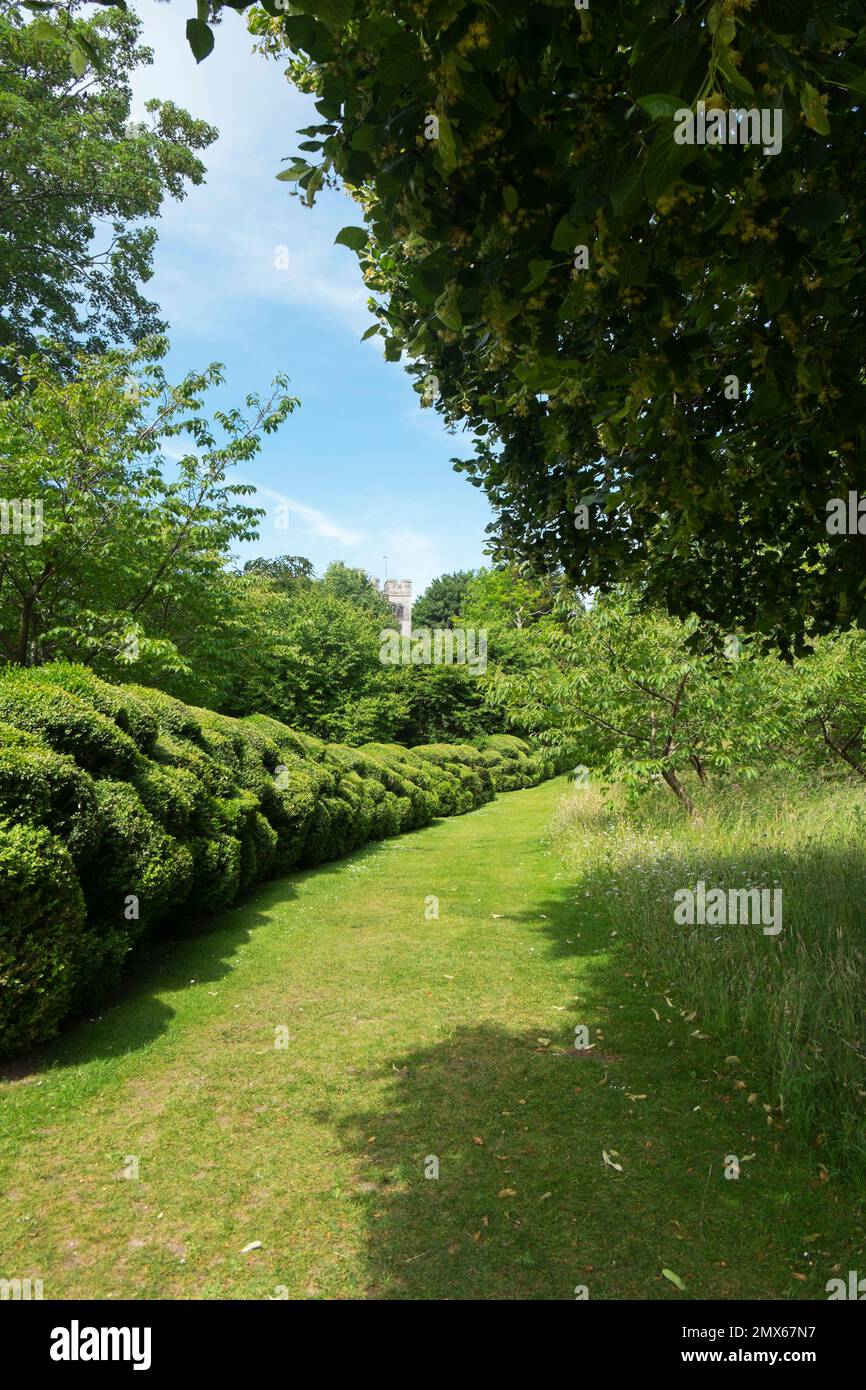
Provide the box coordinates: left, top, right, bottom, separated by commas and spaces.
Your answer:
383, 579, 413, 637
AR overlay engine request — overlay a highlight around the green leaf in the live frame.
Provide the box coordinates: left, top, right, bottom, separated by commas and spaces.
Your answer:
716, 47, 755, 96
503, 185, 518, 213
73, 33, 101, 68
69, 42, 88, 78
800, 83, 830, 135
276, 159, 308, 182
784, 193, 847, 236
754, 0, 811, 34
551, 216, 579, 253
313, 0, 355, 31
643, 120, 695, 203
609, 161, 644, 220
350, 124, 375, 151
661, 1268, 687, 1292
637, 93, 685, 121
360, 323, 381, 341
514, 358, 563, 392
750, 381, 783, 418
433, 283, 462, 331
631, 22, 698, 98
334, 225, 367, 252
522, 259, 553, 294
763, 274, 791, 313
435, 114, 458, 177
186, 18, 215, 65
30, 17, 56, 42
614, 245, 649, 286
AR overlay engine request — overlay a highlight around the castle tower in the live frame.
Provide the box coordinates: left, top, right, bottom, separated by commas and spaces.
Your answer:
383, 579, 413, 637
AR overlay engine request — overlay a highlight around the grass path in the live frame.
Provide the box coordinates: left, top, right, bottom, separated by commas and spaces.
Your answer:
1, 776, 863, 1300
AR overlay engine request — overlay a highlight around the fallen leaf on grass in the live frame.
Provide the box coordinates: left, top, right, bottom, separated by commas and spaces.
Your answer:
498, 1188, 517, 1199
662, 1268, 687, 1291
602, 1149, 623, 1172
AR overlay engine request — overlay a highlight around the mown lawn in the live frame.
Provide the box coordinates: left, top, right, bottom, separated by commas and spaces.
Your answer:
1, 775, 863, 1299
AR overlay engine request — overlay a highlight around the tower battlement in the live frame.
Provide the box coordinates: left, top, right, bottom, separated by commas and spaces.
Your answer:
381, 578, 413, 636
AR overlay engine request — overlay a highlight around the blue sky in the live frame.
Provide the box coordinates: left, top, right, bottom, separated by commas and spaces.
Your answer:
127, 1, 494, 596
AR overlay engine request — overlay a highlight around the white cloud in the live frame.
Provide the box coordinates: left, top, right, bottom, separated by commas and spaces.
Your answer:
244, 482, 364, 546
129, 1, 370, 337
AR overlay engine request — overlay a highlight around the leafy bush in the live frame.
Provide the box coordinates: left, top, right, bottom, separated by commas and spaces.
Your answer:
0, 745, 100, 864
0, 820, 89, 1055
0, 662, 561, 1056
27, 664, 159, 752
0, 672, 138, 775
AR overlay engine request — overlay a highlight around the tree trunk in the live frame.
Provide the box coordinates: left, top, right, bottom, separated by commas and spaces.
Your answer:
661, 766, 696, 814
690, 755, 708, 785
827, 739, 866, 780
15, 594, 35, 665
818, 718, 866, 779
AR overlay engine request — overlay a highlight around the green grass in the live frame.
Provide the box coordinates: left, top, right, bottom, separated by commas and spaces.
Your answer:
1, 775, 863, 1300
555, 774, 866, 1178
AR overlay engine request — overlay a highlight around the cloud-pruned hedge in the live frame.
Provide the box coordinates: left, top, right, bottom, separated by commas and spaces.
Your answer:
0, 664, 567, 1057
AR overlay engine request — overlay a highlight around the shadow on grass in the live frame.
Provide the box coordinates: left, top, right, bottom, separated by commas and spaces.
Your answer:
0, 886, 296, 1081
313, 865, 866, 1300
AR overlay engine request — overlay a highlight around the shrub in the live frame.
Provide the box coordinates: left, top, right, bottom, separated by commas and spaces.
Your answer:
26, 664, 159, 752
0, 671, 138, 775
131, 760, 204, 837
189, 832, 242, 915
125, 683, 203, 740
81, 781, 194, 991
0, 820, 89, 1054
0, 663, 559, 1055
0, 745, 100, 864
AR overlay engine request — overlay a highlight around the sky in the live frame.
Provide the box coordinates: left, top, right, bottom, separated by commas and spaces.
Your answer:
126, 1, 495, 597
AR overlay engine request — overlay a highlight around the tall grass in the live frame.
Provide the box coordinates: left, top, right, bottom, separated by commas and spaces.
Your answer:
552, 774, 866, 1177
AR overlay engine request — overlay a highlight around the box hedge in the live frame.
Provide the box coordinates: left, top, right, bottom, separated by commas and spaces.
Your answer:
0, 664, 570, 1056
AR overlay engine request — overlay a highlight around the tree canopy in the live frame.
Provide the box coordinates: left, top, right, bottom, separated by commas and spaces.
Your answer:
0, 336, 296, 674
0, 2, 216, 371
180, 0, 866, 644
411, 568, 475, 628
